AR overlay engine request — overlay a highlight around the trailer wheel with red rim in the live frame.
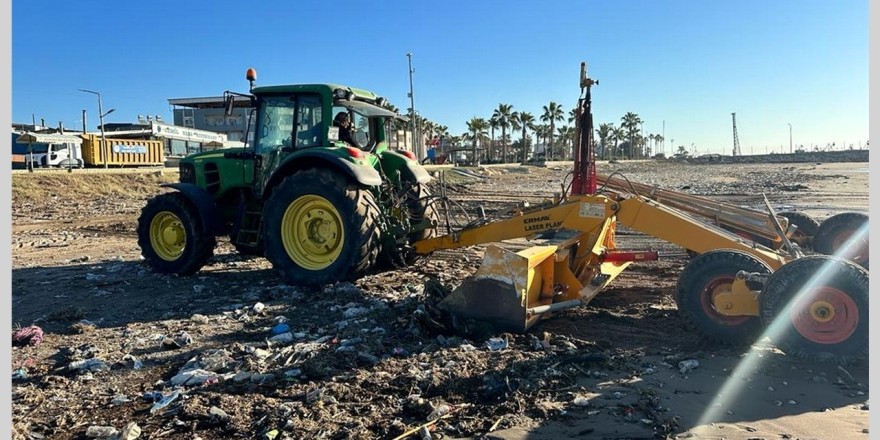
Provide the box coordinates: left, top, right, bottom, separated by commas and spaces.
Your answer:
676, 250, 772, 346
760, 255, 868, 364
813, 212, 868, 269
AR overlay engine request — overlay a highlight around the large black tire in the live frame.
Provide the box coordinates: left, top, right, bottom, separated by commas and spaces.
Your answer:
777, 211, 820, 250
760, 256, 868, 364
263, 168, 381, 286
137, 192, 216, 275
676, 250, 772, 346
814, 212, 868, 269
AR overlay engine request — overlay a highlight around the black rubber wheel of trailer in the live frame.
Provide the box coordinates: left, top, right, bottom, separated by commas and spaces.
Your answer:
262, 168, 381, 286
137, 192, 217, 275
676, 249, 772, 346
777, 211, 820, 250
760, 255, 868, 364
813, 212, 868, 269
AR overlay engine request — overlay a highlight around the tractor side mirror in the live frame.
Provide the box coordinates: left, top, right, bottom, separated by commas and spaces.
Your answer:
224, 93, 235, 116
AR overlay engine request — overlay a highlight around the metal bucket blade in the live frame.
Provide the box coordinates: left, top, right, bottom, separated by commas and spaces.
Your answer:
439, 245, 558, 333
439, 277, 527, 333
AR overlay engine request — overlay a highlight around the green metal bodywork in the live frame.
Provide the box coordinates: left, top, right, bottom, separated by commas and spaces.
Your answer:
174, 82, 423, 247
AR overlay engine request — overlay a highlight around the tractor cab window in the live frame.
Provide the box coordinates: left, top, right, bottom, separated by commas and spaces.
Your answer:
255, 96, 295, 154
332, 105, 374, 150
294, 95, 323, 148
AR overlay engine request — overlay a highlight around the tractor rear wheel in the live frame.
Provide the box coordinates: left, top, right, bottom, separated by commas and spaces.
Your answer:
137, 192, 216, 275
676, 249, 772, 346
263, 168, 381, 286
813, 212, 868, 268
777, 211, 820, 250
760, 256, 868, 364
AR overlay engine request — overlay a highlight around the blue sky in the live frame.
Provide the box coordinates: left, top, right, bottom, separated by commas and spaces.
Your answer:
12, 0, 868, 155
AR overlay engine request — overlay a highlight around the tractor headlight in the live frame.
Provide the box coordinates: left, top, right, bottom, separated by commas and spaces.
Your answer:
334, 88, 349, 100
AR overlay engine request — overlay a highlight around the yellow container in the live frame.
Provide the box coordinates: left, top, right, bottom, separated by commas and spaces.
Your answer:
82, 135, 164, 166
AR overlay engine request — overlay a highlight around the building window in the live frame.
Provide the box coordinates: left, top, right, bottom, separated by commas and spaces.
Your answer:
183, 116, 194, 128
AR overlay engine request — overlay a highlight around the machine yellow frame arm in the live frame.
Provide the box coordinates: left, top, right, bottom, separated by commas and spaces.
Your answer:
413, 193, 789, 271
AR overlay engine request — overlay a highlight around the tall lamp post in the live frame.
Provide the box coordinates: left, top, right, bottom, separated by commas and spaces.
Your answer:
788, 123, 792, 154
79, 89, 114, 169
406, 53, 419, 158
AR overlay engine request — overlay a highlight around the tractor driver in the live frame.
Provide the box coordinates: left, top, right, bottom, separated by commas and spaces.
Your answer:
333, 112, 358, 148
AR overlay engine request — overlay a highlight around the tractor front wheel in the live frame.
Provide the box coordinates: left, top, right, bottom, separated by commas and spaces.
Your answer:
263, 169, 381, 286
760, 256, 868, 364
137, 192, 216, 275
813, 212, 868, 268
676, 250, 772, 346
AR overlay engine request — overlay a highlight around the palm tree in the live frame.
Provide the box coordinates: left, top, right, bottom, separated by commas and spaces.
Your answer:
488, 116, 499, 162
557, 125, 575, 160
620, 112, 642, 159
654, 134, 664, 156
567, 107, 578, 126
610, 126, 626, 160
541, 102, 564, 161
466, 117, 489, 165
493, 104, 514, 163
597, 123, 614, 160
511, 111, 536, 162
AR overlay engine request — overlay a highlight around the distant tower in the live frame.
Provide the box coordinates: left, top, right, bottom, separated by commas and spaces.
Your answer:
731, 112, 741, 156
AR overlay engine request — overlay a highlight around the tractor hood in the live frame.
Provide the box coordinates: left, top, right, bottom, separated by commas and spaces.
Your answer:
181, 148, 246, 164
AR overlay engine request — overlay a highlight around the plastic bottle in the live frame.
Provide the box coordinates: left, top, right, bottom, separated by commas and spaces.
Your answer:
427, 403, 451, 421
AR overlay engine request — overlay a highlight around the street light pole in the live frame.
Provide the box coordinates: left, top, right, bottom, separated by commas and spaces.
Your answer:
406, 53, 418, 158
79, 89, 110, 169
788, 123, 792, 154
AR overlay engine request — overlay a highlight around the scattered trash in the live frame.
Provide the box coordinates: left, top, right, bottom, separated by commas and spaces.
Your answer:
170, 368, 218, 387
270, 323, 290, 335
85, 425, 118, 438
253, 302, 266, 314
12, 368, 27, 380
122, 354, 143, 370
573, 396, 591, 407
111, 395, 131, 406
162, 331, 193, 349
150, 390, 181, 413
392, 347, 409, 357
678, 359, 699, 374
69, 358, 109, 373
119, 422, 141, 440
486, 337, 508, 351
263, 429, 279, 440
141, 391, 163, 402
12, 325, 44, 347
209, 406, 230, 422
190, 314, 209, 324
427, 403, 451, 421
268, 332, 294, 344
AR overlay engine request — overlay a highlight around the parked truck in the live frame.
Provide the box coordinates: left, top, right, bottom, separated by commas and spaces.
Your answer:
25, 134, 165, 168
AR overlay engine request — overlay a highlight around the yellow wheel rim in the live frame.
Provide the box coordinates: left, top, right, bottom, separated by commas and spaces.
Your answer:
282, 195, 344, 270
149, 211, 186, 261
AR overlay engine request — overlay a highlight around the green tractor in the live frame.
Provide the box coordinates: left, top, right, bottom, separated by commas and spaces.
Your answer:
137, 68, 439, 285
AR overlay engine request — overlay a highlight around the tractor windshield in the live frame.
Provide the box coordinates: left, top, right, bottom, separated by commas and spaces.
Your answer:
255, 96, 296, 154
